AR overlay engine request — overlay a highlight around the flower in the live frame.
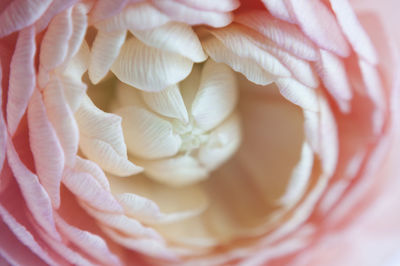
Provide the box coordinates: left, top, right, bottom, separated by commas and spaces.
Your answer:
0, 0, 399, 265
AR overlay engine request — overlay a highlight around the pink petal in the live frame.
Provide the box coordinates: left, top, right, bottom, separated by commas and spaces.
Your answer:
75, 156, 111, 191
6, 138, 60, 240
153, 0, 233, 27
63, 168, 123, 213
28, 90, 64, 208
7, 26, 36, 136
0, 68, 6, 173
174, 0, 239, 12
261, 0, 295, 23
89, 0, 128, 23
329, 0, 377, 64
55, 214, 122, 266
235, 11, 318, 61
286, 0, 350, 57
316, 49, 352, 112
0, 204, 55, 265
35, 0, 78, 34
38, 8, 73, 88
0, 0, 52, 37
43, 77, 79, 167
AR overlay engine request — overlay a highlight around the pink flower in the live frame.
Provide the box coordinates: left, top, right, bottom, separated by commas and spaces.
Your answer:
0, 0, 399, 265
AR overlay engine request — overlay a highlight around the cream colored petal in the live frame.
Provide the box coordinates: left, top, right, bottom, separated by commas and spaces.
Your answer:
89, 30, 126, 84
138, 156, 208, 187
94, 2, 170, 32
191, 60, 238, 131
278, 142, 314, 206
202, 36, 276, 85
141, 85, 189, 123
180, 64, 203, 110
75, 95, 142, 176
275, 78, 318, 112
198, 113, 241, 171
64, 4, 88, 64
131, 22, 207, 62
114, 106, 182, 160
61, 40, 90, 81
108, 174, 209, 224
111, 37, 193, 92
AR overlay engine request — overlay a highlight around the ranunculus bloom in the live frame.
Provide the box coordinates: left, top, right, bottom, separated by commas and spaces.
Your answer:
0, 0, 399, 265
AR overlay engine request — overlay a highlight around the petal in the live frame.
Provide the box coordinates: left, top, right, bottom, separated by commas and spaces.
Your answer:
54, 214, 122, 266
63, 169, 123, 213
275, 78, 319, 112
203, 26, 291, 77
111, 37, 193, 92
173, 0, 239, 12
138, 156, 208, 187
286, 0, 350, 57
198, 112, 241, 171
6, 139, 60, 240
202, 37, 275, 85
28, 90, 64, 208
130, 22, 207, 62
88, 30, 126, 84
0, 0, 52, 37
75, 95, 142, 176
317, 49, 352, 112
191, 60, 238, 131
235, 11, 318, 61
109, 174, 209, 224
43, 77, 79, 167
0, 204, 56, 265
329, 0, 377, 64
90, 0, 128, 23
94, 2, 170, 32
38, 8, 73, 88
152, 0, 233, 27
278, 142, 313, 205
141, 84, 189, 123
75, 156, 111, 191
83, 207, 162, 240
114, 106, 182, 159
7, 26, 36, 136
261, 0, 295, 23
64, 3, 88, 63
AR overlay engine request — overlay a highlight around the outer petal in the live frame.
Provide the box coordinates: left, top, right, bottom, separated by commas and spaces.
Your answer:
28, 90, 64, 208
0, 0, 52, 37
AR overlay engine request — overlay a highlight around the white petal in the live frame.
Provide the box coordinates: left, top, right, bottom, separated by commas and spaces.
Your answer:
111, 37, 193, 92
139, 156, 208, 187
95, 2, 170, 32
141, 84, 189, 123
89, 30, 126, 84
235, 11, 318, 61
275, 78, 318, 112
198, 113, 241, 171
191, 60, 238, 131
180, 64, 202, 110
131, 22, 207, 62
202, 37, 275, 85
64, 4, 88, 63
114, 106, 182, 159
62, 40, 90, 81
75, 95, 142, 176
